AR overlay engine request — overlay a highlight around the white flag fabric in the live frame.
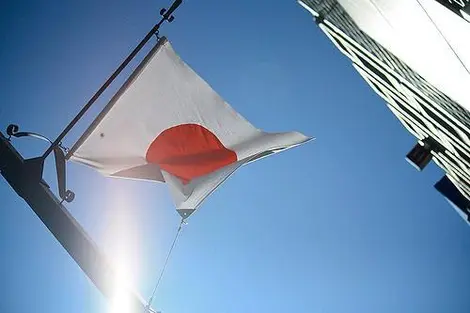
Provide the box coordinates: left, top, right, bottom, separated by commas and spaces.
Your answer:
68, 37, 311, 219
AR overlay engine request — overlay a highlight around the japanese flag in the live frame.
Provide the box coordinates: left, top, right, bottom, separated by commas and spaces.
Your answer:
68, 37, 312, 219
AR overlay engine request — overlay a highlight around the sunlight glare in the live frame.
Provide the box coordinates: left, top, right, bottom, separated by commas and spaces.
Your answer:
102, 184, 144, 313
109, 264, 134, 313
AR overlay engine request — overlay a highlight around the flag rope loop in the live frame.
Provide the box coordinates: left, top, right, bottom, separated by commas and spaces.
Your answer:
58, 142, 69, 154
146, 218, 185, 311
154, 30, 161, 41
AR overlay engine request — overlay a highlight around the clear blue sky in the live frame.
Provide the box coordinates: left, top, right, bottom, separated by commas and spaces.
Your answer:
1, 1, 470, 313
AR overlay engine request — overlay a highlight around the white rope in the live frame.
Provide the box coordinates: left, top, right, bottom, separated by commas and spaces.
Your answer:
146, 219, 185, 311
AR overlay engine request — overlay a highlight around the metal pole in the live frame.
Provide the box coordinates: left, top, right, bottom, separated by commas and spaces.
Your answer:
0, 132, 148, 312
42, 0, 182, 160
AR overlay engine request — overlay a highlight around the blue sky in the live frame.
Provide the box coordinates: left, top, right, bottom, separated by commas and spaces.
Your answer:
1, 1, 470, 313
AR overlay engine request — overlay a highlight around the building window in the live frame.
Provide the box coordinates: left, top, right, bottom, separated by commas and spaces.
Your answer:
354, 54, 393, 87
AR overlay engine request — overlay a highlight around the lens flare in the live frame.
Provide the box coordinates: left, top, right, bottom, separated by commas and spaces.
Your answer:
108, 256, 135, 313
102, 184, 143, 313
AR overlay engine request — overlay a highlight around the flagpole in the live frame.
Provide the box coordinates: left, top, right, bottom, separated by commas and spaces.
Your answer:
42, 0, 182, 160
0, 132, 150, 312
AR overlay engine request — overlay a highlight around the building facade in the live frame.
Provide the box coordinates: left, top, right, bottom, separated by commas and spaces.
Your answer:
299, 0, 470, 223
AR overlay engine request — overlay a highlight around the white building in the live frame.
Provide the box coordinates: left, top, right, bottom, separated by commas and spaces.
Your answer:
299, 0, 470, 223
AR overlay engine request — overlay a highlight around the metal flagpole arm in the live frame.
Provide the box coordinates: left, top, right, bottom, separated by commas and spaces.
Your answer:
0, 131, 148, 312
42, 0, 183, 160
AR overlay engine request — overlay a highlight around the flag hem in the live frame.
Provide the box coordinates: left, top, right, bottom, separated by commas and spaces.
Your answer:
65, 36, 169, 159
